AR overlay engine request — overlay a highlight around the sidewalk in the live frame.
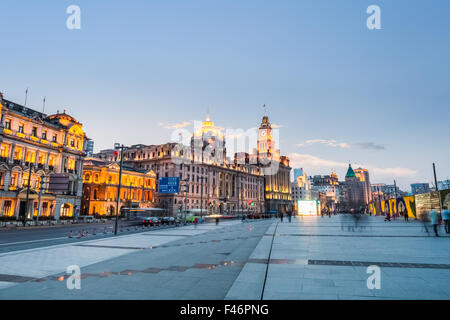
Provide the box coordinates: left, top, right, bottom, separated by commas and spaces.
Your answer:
0, 220, 269, 298
226, 215, 450, 300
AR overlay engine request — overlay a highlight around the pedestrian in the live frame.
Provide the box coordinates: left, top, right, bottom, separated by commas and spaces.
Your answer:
215, 217, 219, 225
280, 212, 284, 222
429, 209, 440, 237
442, 206, 450, 234
194, 217, 198, 229
403, 209, 409, 222
384, 208, 391, 222
287, 211, 292, 223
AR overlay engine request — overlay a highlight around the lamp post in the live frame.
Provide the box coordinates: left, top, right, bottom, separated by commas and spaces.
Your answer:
181, 178, 189, 225
22, 163, 33, 226
433, 163, 443, 214
114, 143, 125, 235
199, 176, 207, 220
35, 174, 46, 225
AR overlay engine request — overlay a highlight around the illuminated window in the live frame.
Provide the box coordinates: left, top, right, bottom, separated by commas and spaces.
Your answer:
26, 151, 35, 163
49, 155, 56, 166
38, 153, 45, 164
0, 144, 10, 158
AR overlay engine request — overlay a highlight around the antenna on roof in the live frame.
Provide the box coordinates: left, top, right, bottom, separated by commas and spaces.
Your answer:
24, 88, 29, 107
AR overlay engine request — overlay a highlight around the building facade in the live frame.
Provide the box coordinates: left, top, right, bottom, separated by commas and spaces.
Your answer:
353, 168, 372, 204
0, 94, 87, 220
310, 173, 339, 212
95, 115, 265, 216
81, 158, 156, 216
255, 116, 292, 213
411, 183, 431, 195
344, 164, 367, 211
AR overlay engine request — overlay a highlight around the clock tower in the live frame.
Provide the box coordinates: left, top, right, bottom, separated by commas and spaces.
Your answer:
257, 115, 274, 160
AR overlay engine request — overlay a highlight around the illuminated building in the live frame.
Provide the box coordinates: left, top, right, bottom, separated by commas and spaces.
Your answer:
344, 164, 367, 210
255, 115, 292, 213
81, 158, 156, 215
0, 93, 87, 219
310, 172, 339, 212
354, 167, 372, 204
95, 114, 265, 216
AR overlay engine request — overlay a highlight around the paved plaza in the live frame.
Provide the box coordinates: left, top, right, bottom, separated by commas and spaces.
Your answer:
0, 216, 449, 300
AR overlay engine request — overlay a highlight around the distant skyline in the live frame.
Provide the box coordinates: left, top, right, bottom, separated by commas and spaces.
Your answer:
1, 0, 449, 190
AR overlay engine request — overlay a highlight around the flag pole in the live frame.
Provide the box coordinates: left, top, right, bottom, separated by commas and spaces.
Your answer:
24, 88, 29, 107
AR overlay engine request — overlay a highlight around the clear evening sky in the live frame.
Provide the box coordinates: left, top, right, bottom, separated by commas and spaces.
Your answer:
1, 0, 449, 191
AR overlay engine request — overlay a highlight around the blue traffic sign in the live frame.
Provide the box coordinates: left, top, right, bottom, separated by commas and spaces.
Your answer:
158, 177, 180, 194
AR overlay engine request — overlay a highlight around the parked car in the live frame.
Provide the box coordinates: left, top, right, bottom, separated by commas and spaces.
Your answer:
139, 216, 159, 226
162, 217, 175, 225
150, 217, 161, 226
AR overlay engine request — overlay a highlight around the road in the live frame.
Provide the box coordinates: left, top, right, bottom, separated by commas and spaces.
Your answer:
0, 219, 274, 299
0, 220, 180, 254
1, 215, 448, 300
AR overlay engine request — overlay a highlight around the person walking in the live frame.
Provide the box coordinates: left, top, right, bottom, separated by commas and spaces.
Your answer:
384, 209, 391, 222
442, 206, 450, 234
194, 217, 198, 229
429, 209, 439, 237
287, 211, 292, 223
280, 211, 284, 223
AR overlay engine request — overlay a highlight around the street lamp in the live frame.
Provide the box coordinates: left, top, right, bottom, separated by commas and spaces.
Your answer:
22, 163, 33, 226
35, 174, 46, 226
180, 178, 189, 225
199, 175, 207, 221
114, 143, 126, 235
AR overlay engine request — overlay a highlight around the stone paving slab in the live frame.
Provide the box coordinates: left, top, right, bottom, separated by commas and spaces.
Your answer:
226, 216, 450, 300
0, 220, 273, 299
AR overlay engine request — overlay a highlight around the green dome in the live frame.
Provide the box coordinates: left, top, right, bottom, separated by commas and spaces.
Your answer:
345, 164, 356, 178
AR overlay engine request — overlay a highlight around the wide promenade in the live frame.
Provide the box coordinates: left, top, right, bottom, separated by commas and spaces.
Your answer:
0, 215, 449, 299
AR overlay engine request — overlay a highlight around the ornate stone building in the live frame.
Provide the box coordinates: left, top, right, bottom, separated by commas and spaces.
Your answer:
0, 93, 87, 220
344, 164, 367, 211
254, 115, 292, 213
81, 157, 156, 215
95, 115, 265, 216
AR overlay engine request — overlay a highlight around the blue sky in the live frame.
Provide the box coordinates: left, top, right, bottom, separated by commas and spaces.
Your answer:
1, 0, 449, 190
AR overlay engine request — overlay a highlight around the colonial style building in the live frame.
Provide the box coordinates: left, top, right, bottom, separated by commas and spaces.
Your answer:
254, 115, 292, 213
81, 157, 156, 215
95, 115, 266, 216
0, 93, 87, 220
344, 164, 369, 211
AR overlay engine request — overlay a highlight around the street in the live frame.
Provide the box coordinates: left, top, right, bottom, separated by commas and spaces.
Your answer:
0, 215, 449, 299
0, 220, 177, 254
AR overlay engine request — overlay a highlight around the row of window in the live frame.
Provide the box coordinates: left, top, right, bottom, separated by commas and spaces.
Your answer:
4, 118, 59, 142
